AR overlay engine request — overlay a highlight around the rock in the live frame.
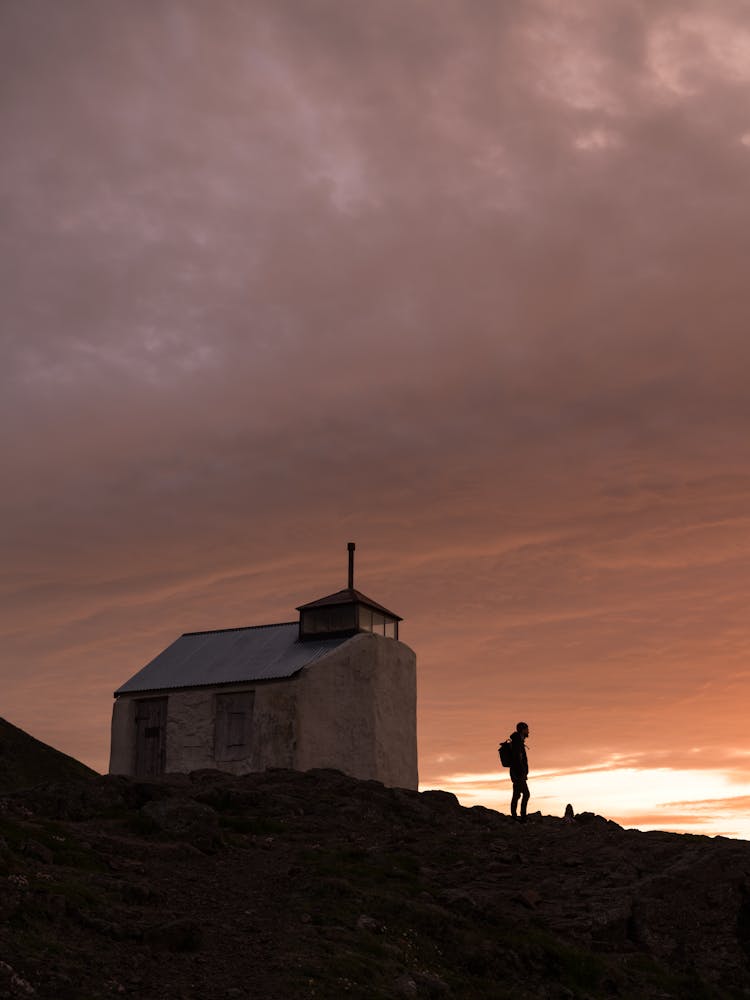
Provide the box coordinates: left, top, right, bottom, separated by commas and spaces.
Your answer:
439, 892, 478, 917
575, 811, 597, 824
30, 889, 67, 922
516, 888, 540, 910
0, 888, 22, 921
140, 797, 220, 850
72, 910, 126, 939
420, 790, 460, 809
23, 839, 53, 864
119, 881, 161, 905
394, 973, 418, 996
591, 902, 634, 947
412, 971, 450, 996
143, 918, 202, 952
193, 785, 261, 813
0, 960, 35, 995
23, 778, 125, 820
356, 914, 382, 932
575, 811, 620, 829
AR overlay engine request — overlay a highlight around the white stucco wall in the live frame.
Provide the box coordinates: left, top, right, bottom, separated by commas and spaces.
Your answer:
294, 633, 418, 789
109, 696, 135, 774
109, 632, 418, 788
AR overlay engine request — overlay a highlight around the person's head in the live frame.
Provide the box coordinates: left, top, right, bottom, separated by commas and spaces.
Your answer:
516, 721, 529, 738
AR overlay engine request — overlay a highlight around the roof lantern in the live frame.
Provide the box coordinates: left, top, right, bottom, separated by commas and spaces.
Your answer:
296, 542, 402, 642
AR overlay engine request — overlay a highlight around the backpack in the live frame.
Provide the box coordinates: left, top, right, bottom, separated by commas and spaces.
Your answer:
498, 739, 513, 768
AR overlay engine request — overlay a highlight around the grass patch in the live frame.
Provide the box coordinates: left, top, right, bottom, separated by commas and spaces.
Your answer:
36, 822, 104, 871
0, 817, 104, 872
302, 846, 422, 891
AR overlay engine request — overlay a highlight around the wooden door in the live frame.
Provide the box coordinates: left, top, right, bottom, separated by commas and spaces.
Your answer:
134, 697, 168, 777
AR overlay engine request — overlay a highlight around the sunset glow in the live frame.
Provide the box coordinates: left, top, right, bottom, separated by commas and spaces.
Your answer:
3, 1, 750, 840
429, 765, 750, 840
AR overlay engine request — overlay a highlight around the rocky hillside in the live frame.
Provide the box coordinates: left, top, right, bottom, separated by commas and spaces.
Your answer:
0, 718, 97, 792
1, 761, 750, 999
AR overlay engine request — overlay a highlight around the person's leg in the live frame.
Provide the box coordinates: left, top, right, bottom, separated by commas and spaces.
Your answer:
520, 780, 530, 818
511, 782, 520, 817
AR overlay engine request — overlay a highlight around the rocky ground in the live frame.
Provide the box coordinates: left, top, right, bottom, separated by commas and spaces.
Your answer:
0, 720, 96, 793
1, 763, 750, 1000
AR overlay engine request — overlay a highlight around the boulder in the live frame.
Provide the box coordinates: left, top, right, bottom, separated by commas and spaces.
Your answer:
140, 797, 219, 850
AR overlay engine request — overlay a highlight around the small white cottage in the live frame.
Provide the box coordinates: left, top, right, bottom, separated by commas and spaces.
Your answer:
108, 545, 417, 789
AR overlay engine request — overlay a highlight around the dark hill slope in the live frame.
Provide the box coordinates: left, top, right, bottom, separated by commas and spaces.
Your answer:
1, 767, 749, 999
0, 717, 97, 792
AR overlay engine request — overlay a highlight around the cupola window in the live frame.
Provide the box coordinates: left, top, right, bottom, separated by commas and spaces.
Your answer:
297, 543, 402, 642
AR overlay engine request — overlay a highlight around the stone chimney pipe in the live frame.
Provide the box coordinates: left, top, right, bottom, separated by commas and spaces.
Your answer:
347, 542, 355, 589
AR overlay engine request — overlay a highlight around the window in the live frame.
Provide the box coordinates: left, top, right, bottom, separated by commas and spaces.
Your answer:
359, 605, 398, 637
358, 606, 372, 631
302, 606, 356, 636
215, 691, 255, 762
227, 712, 245, 747
301, 603, 399, 639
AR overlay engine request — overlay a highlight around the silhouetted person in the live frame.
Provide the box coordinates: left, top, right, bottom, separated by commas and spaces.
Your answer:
510, 721, 530, 821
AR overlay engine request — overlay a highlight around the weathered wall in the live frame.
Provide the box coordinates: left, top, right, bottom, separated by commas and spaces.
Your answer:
109, 680, 298, 776
371, 637, 418, 789
294, 633, 418, 789
109, 633, 418, 788
164, 688, 216, 772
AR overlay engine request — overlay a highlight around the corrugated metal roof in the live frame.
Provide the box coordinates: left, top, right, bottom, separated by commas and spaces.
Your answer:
296, 588, 402, 620
115, 622, 350, 696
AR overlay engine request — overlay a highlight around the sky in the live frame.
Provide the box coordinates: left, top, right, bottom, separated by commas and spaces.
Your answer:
3, 0, 750, 838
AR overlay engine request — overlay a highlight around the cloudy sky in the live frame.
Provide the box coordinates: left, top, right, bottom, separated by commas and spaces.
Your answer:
3, 0, 750, 837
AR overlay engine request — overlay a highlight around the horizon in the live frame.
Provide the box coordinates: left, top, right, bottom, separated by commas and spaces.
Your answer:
3, 0, 750, 841
5, 705, 750, 842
